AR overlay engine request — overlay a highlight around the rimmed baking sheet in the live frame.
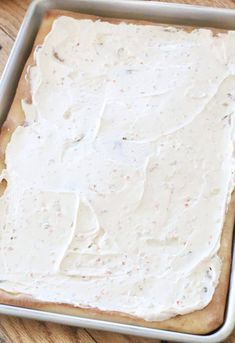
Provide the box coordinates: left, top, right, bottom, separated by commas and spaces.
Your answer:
0, 1, 235, 342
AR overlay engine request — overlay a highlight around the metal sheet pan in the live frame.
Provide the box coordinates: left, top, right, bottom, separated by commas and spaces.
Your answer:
0, 0, 235, 342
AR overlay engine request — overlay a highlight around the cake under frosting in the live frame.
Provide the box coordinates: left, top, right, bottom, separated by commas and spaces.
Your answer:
0, 16, 235, 321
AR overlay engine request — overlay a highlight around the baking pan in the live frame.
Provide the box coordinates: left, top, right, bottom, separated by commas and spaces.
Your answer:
0, 0, 235, 342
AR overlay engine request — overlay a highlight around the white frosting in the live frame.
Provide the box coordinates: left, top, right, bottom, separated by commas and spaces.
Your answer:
0, 16, 235, 321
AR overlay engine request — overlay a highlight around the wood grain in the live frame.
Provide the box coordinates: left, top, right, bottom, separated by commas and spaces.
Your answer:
0, 0, 235, 342
0, 29, 13, 77
86, 330, 159, 343
157, 0, 235, 6
0, 0, 29, 39
0, 316, 97, 343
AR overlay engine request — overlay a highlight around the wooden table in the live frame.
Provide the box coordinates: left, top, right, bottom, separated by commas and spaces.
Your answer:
1, 0, 235, 342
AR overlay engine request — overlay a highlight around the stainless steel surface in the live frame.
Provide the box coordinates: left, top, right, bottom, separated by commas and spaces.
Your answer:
0, 0, 235, 342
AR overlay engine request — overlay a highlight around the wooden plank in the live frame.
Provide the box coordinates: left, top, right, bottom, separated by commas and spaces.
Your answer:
0, 0, 30, 39
0, 316, 96, 343
87, 329, 160, 343
225, 331, 235, 343
156, 0, 235, 7
0, 28, 14, 77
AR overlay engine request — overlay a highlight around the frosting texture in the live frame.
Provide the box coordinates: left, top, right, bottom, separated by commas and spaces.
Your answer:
0, 16, 235, 321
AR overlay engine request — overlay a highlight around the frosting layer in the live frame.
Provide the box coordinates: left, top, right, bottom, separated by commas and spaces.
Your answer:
0, 16, 235, 321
